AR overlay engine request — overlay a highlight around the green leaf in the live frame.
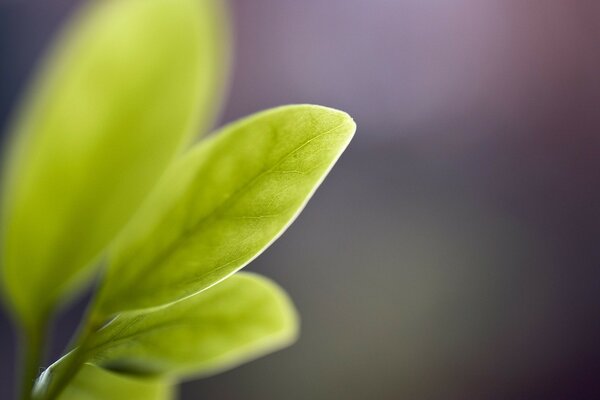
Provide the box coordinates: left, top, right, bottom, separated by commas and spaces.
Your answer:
86, 273, 298, 379
95, 105, 355, 316
58, 364, 174, 400
1, 0, 228, 327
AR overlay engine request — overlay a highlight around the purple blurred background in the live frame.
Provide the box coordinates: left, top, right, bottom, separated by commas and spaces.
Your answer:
1, 1, 600, 399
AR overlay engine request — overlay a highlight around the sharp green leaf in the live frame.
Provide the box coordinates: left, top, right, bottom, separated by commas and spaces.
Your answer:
58, 364, 174, 400
86, 273, 298, 379
1, 0, 228, 327
95, 105, 355, 316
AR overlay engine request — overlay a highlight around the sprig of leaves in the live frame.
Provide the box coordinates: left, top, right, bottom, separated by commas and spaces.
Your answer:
0, 1, 355, 399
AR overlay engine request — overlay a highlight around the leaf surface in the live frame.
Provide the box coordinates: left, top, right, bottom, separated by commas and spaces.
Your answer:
96, 105, 355, 316
1, 0, 228, 326
58, 364, 174, 400
87, 273, 297, 378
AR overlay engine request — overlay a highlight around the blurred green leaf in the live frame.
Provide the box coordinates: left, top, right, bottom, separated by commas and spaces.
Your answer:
58, 364, 174, 400
86, 273, 297, 378
95, 105, 355, 316
1, 0, 228, 327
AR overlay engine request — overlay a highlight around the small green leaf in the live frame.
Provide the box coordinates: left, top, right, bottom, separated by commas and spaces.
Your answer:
1, 0, 228, 327
58, 364, 174, 400
86, 273, 297, 379
96, 105, 355, 316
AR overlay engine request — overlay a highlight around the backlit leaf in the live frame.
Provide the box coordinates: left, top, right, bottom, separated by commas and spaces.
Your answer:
87, 273, 297, 378
58, 364, 174, 400
95, 105, 355, 316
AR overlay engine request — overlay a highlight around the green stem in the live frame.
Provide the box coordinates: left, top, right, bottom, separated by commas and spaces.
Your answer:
37, 303, 106, 400
18, 318, 49, 400
39, 346, 86, 400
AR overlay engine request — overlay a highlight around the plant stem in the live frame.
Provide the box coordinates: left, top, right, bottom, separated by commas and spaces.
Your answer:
39, 346, 86, 400
37, 301, 106, 400
18, 318, 48, 400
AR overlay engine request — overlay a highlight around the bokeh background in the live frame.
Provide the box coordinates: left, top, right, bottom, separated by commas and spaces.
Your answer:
2, 0, 600, 399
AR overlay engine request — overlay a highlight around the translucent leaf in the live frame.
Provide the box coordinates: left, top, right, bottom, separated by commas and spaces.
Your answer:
58, 364, 174, 400
87, 273, 297, 378
96, 105, 355, 316
1, 0, 228, 327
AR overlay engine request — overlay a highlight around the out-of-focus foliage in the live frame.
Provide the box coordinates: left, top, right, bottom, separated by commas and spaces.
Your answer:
1, 0, 227, 330
0, 0, 354, 399
58, 364, 173, 400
